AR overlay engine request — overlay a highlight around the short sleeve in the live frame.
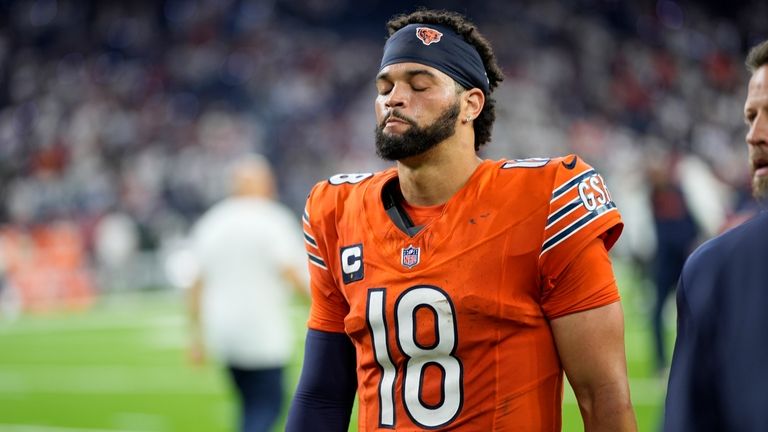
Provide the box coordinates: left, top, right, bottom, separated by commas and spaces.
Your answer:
303, 183, 349, 333
540, 236, 620, 320
539, 155, 623, 280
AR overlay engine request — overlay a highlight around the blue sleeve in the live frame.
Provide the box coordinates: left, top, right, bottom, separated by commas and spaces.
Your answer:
663, 264, 722, 432
286, 329, 357, 432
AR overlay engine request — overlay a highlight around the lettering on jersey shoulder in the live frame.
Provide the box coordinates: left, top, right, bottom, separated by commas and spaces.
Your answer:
328, 172, 373, 186
501, 158, 550, 169
542, 169, 617, 255
401, 245, 421, 269
340, 243, 364, 284
578, 173, 613, 211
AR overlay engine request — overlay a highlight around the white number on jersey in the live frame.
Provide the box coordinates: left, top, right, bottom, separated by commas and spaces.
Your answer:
501, 158, 550, 169
366, 286, 463, 429
328, 173, 373, 185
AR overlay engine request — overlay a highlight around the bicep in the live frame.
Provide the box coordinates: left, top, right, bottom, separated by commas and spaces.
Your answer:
301, 202, 348, 331
550, 301, 630, 399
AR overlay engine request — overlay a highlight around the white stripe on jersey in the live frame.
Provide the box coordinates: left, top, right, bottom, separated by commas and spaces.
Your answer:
545, 196, 581, 229
307, 251, 327, 270
549, 168, 595, 203
541, 205, 617, 256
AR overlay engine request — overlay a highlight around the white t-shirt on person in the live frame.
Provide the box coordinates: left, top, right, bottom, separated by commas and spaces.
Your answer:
191, 197, 307, 368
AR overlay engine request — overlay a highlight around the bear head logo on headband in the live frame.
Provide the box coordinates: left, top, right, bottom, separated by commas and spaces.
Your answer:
416, 27, 443, 46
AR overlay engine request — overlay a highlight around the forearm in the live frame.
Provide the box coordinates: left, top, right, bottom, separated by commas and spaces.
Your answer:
187, 277, 203, 337
281, 266, 310, 296
576, 383, 637, 432
551, 302, 637, 432
286, 329, 357, 432
288, 391, 354, 431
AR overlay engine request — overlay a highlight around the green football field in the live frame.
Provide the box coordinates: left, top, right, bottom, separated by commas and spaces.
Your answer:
0, 261, 671, 431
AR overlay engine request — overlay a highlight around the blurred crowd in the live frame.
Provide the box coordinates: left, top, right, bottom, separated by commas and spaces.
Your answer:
0, 0, 767, 310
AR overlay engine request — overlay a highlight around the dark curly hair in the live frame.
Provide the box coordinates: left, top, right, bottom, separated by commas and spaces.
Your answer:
385, 9, 504, 151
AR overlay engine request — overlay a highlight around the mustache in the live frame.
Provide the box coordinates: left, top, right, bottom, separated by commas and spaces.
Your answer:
751, 149, 768, 170
380, 110, 417, 128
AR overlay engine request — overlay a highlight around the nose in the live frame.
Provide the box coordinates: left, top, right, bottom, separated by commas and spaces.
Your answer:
384, 83, 407, 109
747, 111, 768, 147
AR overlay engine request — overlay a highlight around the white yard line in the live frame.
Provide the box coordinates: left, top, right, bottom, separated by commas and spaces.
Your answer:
0, 306, 308, 335
0, 365, 224, 395
0, 316, 184, 335
0, 425, 147, 432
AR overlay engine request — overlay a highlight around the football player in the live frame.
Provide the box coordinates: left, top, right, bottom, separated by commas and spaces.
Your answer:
287, 9, 637, 431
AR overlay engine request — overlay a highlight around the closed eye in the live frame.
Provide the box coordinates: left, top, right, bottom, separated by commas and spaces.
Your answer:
376, 83, 393, 96
745, 109, 756, 125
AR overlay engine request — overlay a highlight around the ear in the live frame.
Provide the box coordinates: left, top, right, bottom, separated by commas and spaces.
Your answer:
462, 88, 485, 122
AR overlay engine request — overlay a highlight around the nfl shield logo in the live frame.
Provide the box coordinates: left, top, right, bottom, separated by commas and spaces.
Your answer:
401, 245, 420, 269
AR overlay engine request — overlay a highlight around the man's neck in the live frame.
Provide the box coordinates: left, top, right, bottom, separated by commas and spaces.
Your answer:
396, 139, 482, 207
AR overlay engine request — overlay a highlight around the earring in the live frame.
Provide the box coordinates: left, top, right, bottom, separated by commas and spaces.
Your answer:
464, 115, 472, 123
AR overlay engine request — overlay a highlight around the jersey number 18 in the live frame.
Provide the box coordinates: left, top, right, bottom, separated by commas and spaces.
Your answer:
366, 286, 463, 429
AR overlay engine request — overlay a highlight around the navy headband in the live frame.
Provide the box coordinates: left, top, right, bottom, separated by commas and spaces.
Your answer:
380, 23, 490, 95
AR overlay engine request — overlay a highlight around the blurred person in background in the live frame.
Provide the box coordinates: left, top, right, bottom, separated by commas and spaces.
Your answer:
645, 147, 700, 376
645, 142, 730, 376
92, 210, 140, 291
187, 154, 308, 432
664, 38, 768, 431
287, 9, 636, 431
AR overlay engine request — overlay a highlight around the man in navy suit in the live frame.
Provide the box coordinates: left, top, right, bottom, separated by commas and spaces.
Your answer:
664, 38, 768, 431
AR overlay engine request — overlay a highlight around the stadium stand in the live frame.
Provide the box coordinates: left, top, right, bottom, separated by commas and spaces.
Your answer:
0, 0, 766, 309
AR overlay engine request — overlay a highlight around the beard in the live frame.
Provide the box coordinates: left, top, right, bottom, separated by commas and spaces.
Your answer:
375, 100, 461, 161
753, 174, 768, 203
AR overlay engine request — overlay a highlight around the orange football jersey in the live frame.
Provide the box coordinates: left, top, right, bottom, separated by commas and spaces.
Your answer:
302, 156, 623, 431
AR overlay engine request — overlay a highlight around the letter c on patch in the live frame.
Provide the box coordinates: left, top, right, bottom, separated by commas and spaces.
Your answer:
340, 244, 364, 284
